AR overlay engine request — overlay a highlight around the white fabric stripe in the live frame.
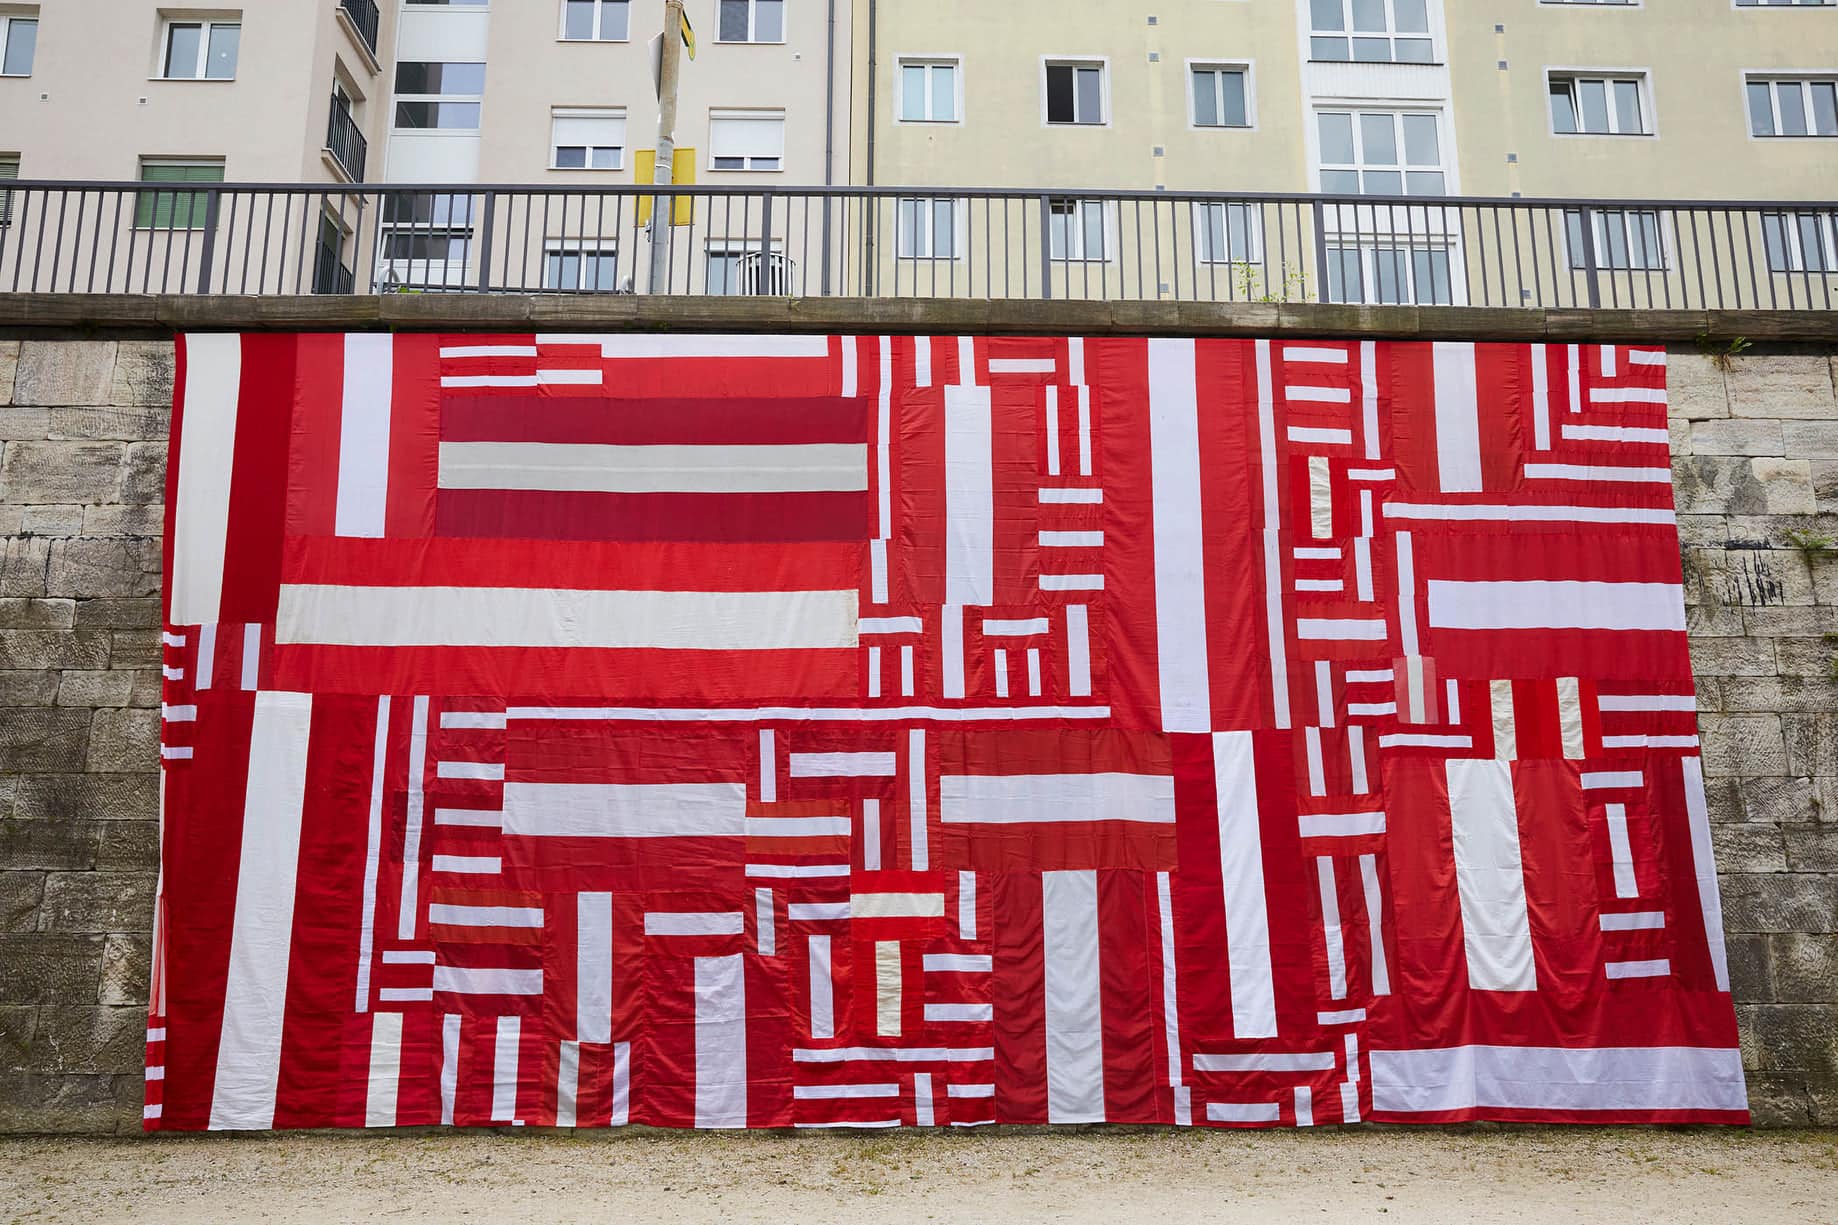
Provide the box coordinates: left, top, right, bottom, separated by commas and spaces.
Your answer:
875, 941, 903, 1037
355, 696, 388, 1013
958, 336, 976, 380
1630, 349, 1667, 367
868, 645, 882, 699
1601, 910, 1667, 931
1383, 501, 1676, 526
1583, 771, 1645, 790
429, 903, 542, 927
861, 616, 925, 635
1371, 1044, 1748, 1114
996, 645, 1013, 699
433, 808, 501, 829
877, 337, 893, 540
555, 1041, 580, 1128
982, 617, 1049, 637
949, 1082, 996, 1099
209, 691, 312, 1130
440, 375, 538, 389
1077, 386, 1093, 476
1360, 853, 1391, 995
746, 815, 851, 837
1315, 661, 1335, 728
1589, 387, 1666, 405
1066, 605, 1092, 697
1381, 733, 1474, 749
1318, 1008, 1368, 1026
1561, 424, 1670, 445
1531, 343, 1551, 451
508, 704, 1113, 722
441, 344, 538, 359
1491, 680, 1517, 762
942, 604, 965, 701
437, 441, 868, 494
870, 539, 889, 605
1606, 959, 1671, 979
1040, 530, 1104, 548
336, 334, 392, 538
1447, 759, 1536, 993
1295, 546, 1343, 561
278, 585, 860, 651
915, 337, 933, 387
1525, 463, 1672, 484
1039, 574, 1104, 592
491, 1017, 520, 1123
1299, 810, 1386, 838
1406, 655, 1427, 725
1149, 337, 1212, 734
925, 1003, 993, 1024
647, 911, 745, 937
794, 1082, 902, 1100
808, 934, 835, 1039
162, 631, 187, 647
1194, 1052, 1336, 1073
759, 728, 776, 803
1683, 757, 1732, 992
1294, 1085, 1315, 1127
439, 1014, 460, 1126
1428, 580, 1685, 632
194, 623, 216, 689
909, 729, 928, 871
611, 1041, 631, 1125
744, 863, 847, 881
1602, 734, 1700, 749
1156, 872, 1183, 1091
1348, 724, 1370, 795
1214, 731, 1277, 1038
789, 752, 898, 778
940, 772, 1175, 825
170, 334, 241, 624
945, 383, 995, 605
577, 892, 613, 1044
1039, 487, 1103, 504
1043, 870, 1105, 1123
1354, 535, 1374, 602
755, 887, 775, 957
1256, 342, 1291, 729
437, 760, 502, 781
1432, 343, 1483, 493
1598, 693, 1696, 712
1297, 618, 1388, 641
1286, 346, 1348, 364
440, 710, 506, 729
503, 782, 746, 839
1046, 385, 1062, 476
1359, 340, 1379, 458
862, 798, 882, 871
841, 336, 859, 397
1289, 426, 1354, 446
1601, 345, 1617, 378
1396, 533, 1419, 657
791, 1046, 995, 1063
988, 357, 1056, 374
1318, 857, 1348, 1000
1558, 677, 1586, 759
381, 950, 434, 965
853, 892, 947, 919
900, 646, 914, 697
1208, 1102, 1283, 1124
958, 871, 978, 940
1305, 727, 1326, 797
1347, 702, 1396, 717
433, 858, 505, 880
1309, 455, 1334, 538
1069, 337, 1086, 385
363, 1012, 402, 1127
527, 334, 831, 359
694, 954, 748, 1128
1287, 386, 1352, 404
1568, 345, 1582, 416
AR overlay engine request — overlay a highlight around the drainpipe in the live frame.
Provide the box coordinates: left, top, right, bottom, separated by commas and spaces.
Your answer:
821, 0, 836, 293
865, 0, 878, 292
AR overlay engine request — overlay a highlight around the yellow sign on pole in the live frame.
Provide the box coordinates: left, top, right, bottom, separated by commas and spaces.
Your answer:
634, 148, 697, 226
680, 8, 696, 60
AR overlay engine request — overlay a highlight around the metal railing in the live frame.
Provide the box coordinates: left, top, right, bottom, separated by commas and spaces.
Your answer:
339, 0, 380, 56
325, 101, 368, 183
0, 180, 1834, 310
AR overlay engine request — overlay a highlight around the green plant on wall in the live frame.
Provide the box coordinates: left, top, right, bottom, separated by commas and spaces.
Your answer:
1783, 527, 1836, 565
1695, 333, 1753, 372
1231, 261, 1312, 304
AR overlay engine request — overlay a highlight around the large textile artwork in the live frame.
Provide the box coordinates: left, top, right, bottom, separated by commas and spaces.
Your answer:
148, 333, 1746, 1130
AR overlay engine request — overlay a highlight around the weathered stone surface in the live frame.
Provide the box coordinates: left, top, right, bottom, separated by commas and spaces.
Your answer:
0, 628, 110, 670
1720, 873, 1838, 934
81, 502, 163, 537
1775, 637, 1838, 678
72, 598, 159, 630
18, 1006, 147, 1075
98, 933, 149, 1007
0, 441, 123, 504
53, 671, 133, 708
0, 537, 51, 597
1688, 635, 1777, 677
38, 873, 155, 933
1750, 458, 1819, 515
107, 629, 160, 667
85, 708, 159, 773
118, 441, 166, 506
1816, 460, 1838, 515
21, 504, 84, 536
11, 774, 157, 822
11, 341, 116, 408
1785, 826, 1838, 874
1726, 932, 1774, 1003
109, 341, 176, 409
1740, 775, 1823, 826
0, 820, 100, 872
0, 871, 45, 932
0, 597, 74, 629
1782, 714, 1838, 779
1700, 713, 1788, 777
1711, 823, 1788, 873
93, 821, 158, 873
0, 933, 103, 1004
48, 405, 169, 442
0, 670, 60, 706
0, 340, 18, 406
1692, 419, 1785, 457
1727, 354, 1838, 420
1687, 544, 1817, 609
0, 708, 92, 772
1741, 1004, 1838, 1075
1720, 675, 1838, 715
1771, 933, 1838, 1004
1784, 421, 1838, 460
1666, 351, 1729, 420
1744, 605, 1838, 637
0, 1070, 126, 1134
45, 537, 160, 599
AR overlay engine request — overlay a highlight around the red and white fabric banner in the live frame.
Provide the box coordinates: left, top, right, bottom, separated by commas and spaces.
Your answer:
147, 333, 1745, 1130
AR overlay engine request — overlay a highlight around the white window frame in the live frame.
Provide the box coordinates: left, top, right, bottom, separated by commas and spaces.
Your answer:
896, 56, 963, 124
1539, 0, 1640, 6
1759, 210, 1837, 272
1307, 0, 1439, 64
542, 239, 620, 291
1041, 57, 1109, 127
1562, 208, 1674, 272
708, 109, 786, 172
895, 196, 967, 261
157, 15, 241, 81
1046, 198, 1119, 264
1315, 108, 1449, 197
1187, 60, 1254, 130
1191, 201, 1266, 266
393, 61, 486, 133
1324, 242, 1458, 306
549, 107, 626, 170
1734, 0, 1834, 8
715, 0, 785, 44
1547, 70, 1656, 136
0, 12, 37, 77
558, 0, 629, 41
1745, 73, 1838, 137
706, 240, 796, 294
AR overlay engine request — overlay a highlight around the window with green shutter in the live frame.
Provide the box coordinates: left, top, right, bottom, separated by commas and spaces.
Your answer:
134, 162, 224, 230
0, 155, 17, 228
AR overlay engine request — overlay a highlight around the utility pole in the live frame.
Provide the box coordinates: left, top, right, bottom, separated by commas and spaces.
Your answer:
646, 0, 687, 294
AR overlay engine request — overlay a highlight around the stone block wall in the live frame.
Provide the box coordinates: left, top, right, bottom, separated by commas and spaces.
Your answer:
0, 335, 1833, 1132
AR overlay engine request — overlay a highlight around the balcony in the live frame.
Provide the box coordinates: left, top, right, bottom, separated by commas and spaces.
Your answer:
339, 0, 380, 59
0, 181, 1832, 317
326, 100, 368, 182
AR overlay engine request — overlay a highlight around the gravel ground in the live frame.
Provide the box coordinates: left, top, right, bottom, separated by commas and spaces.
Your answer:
5, 1128, 1836, 1224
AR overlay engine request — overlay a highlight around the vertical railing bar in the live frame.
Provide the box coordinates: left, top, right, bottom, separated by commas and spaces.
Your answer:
29, 187, 54, 292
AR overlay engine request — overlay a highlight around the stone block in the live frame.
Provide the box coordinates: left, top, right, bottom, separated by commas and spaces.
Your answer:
1816, 461, 1838, 515
0, 870, 44, 932
118, 441, 166, 506
81, 502, 164, 537
1701, 773, 1744, 825
1720, 675, 1838, 715
0, 441, 124, 504
1769, 933, 1838, 1003
1678, 514, 1727, 549
0, 340, 16, 405
45, 537, 160, 599
1750, 458, 1819, 515
0, 669, 60, 706
1719, 872, 1838, 934
1727, 354, 1838, 420
1814, 555, 1838, 606
86, 707, 159, 773
0, 707, 93, 772
0, 819, 101, 871
54, 671, 134, 708
1695, 676, 1722, 714
1744, 605, 1838, 637
127, 669, 161, 708
1785, 422, 1838, 460
0, 933, 103, 1004
0, 537, 50, 597
1699, 713, 1788, 777
1776, 637, 1838, 678
1743, 1072, 1816, 1127
1672, 455, 1757, 515
0, 628, 111, 670
12, 341, 116, 407
1726, 932, 1773, 1003
38, 872, 154, 933
93, 820, 158, 873
0, 1070, 123, 1134
1688, 635, 1777, 677
22, 504, 84, 536
108, 629, 160, 667
1740, 776, 1823, 826
0, 598, 74, 629
21, 1006, 148, 1075
98, 933, 150, 1007
1689, 545, 1817, 610
48, 405, 169, 443
1668, 416, 1691, 457
72, 597, 160, 630
0, 406, 50, 439
1664, 350, 1729, 420
11, 774, 158, 822
109, 341, 176, 409
1711, 823, 1787, 873
1785, 825, 1838, 873
1740, 1004, 1838, 1076
0, 1007, 34, 1071
1691, 418, 1784, 457
1783, 714, 1837, 778
1685, 602, 1744, 636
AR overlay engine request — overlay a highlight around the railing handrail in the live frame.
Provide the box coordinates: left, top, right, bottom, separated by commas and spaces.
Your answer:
5, 179, 1835, 213
339, 0, 380, 55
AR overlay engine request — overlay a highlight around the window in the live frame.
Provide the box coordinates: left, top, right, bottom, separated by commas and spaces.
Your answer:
1761, 211, 1837, 272
707, 243, 795, 294
1, 14, 36, 76
394, 61, 485, 130
543, 242, 618, 291
1565, 209, 1668, 270
1326, 246, 1453, 305
133, 160, 223, 229
1318, 110, 1446, 195
1748, 77, 1838, 137
551, 108, 625, 169
1191, 65, 1249, 128
1549, 73, 1650, 135
1194, 203, 1260, 264
1048, 199, 1110, 262
899, 59, 959, 123
709, 110, 784, 171
1045, 61, 1105, 124
1309, 0, 1434, 64
0, 154, 17, 227
897, 197, 960, 259
718, 0, 782, 43
561, 0, 628, 41
314, 213, 354, 294
160, 18, 239, 80
377, 193, 477, 287
1736, 1, 1834, 6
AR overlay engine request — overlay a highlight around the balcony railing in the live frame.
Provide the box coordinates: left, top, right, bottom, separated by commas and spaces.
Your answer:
0, 180, 1833, 310
340, 0, 380, 57
326, 101, 368, 183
